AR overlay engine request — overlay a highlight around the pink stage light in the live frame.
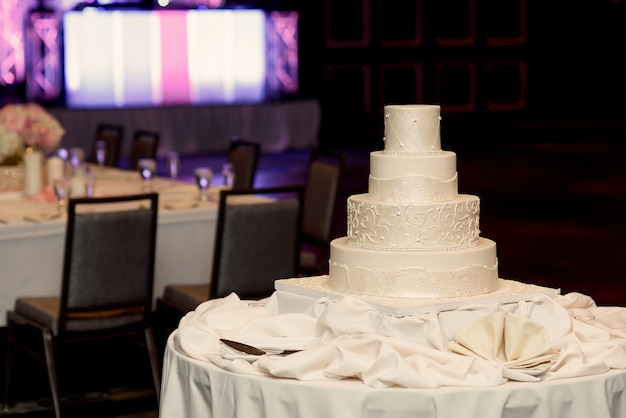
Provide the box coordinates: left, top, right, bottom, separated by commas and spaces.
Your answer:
0, 0, 25, 86
158, 11, 191, 105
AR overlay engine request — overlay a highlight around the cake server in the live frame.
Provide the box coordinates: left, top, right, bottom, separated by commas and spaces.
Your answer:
220, 338, 301, 356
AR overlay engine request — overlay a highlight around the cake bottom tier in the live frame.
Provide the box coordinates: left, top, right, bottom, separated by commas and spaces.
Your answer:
328, 237, 499, 298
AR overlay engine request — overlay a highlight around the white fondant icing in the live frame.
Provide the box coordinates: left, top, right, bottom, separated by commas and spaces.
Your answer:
368, 174, 458, 202
383, 105, 441, 154
370, 151, 457, 182
329, 237, 498, 298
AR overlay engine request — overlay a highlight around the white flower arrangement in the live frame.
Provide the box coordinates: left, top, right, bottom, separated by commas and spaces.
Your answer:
0, 125, 23, 164
0, 103, 65, 164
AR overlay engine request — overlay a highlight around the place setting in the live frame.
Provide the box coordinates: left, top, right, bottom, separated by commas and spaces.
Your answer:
162, 165, 230, 210
22, 176, 71, 223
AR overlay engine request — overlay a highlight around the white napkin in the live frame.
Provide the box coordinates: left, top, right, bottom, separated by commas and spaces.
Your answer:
164, 199, 198, 210
449, 311, 558, 373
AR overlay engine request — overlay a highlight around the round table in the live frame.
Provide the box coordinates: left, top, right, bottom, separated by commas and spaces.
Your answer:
160, 331, 626, 418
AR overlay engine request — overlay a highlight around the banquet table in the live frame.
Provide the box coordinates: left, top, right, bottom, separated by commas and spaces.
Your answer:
0, 165, 227, 327
159, 291, 626, 418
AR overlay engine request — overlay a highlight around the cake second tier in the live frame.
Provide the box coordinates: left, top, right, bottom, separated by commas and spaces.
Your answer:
369, 151, 458, 202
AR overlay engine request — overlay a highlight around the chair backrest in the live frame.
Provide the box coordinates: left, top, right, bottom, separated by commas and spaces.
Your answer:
92, 124, 124, 167
58, 193, 159, 333
129, 130, 160, 170
228, 137, 260, 190
211, 186, 304, 300
301, 148, 345, 246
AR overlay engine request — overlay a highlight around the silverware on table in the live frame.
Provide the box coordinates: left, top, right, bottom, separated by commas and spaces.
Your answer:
220, 338, 301, 356
23, 212, 61, 223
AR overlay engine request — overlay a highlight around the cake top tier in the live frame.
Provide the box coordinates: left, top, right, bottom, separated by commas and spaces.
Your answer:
383, 104, 441, 155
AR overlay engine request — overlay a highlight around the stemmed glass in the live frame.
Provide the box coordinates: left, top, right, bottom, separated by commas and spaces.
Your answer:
85, 172, 96, 197
69, 147, 85, 176
53, 177, 70, 213
138, 158, 157, 192
56, 148, 69, 177
95, 140, 107, 167
222, 162, 234, 187
167, 151, 180, 180
193, 167, 213, 201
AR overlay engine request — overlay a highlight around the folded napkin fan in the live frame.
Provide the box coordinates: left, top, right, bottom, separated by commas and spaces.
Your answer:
449, 311, 558, 372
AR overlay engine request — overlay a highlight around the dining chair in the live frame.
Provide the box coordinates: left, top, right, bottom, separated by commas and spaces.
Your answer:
299, 148, 346, 276
228, 136, 260, 190
156, 186, 304, 324
129, 130, 160, 170
91, 124, 124, 167
4, 193, 161, 418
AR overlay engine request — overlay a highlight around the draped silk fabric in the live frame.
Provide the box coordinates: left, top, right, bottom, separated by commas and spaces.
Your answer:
174, 291, 626, 388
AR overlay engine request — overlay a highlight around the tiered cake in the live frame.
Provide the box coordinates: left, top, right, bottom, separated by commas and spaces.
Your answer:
276, 104, 558, 315
328, 104, 499, 298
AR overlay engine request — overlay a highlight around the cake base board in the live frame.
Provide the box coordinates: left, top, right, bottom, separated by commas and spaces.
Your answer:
275, 276, 560, 316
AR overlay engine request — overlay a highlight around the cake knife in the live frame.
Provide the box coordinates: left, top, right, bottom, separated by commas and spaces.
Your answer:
219, 338, 301, 356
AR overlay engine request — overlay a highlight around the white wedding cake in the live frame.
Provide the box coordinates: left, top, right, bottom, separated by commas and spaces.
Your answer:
328, 104, 498, 298
275, 104, 558, 315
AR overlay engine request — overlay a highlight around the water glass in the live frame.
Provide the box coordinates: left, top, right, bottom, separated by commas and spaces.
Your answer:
69, 147, 85, 173
85, 172, 96, 197
53, 177, 70, 213
95, 140, 107, 166
167, 151, 180, 179
56, 148, 70, 177
138, 158, 157, 191
193, 167, 213, 201
222, 162, 234, 187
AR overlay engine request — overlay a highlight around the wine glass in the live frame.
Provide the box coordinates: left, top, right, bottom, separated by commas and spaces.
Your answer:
222, 162, 234, 187
95, 140, 107, 166
69, 147, 85, 175
193, 167, 213, 201
56, 147, 69, 174
53, 177, 70, 213
85, 172, 96, 197
167, 151, 180, 180
138, 158, 157, 191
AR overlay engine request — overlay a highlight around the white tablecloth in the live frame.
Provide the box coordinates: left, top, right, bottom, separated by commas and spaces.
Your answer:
160, 291, 626, 418
0, 166, 220, 326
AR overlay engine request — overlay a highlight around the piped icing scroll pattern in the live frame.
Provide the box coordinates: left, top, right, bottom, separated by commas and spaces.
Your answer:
347, 197, 480, 251
368, 173, 458, 203
328, 261, 499, 299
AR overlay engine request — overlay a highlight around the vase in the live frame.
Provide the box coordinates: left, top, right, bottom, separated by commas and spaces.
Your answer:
23, 147, 43, 196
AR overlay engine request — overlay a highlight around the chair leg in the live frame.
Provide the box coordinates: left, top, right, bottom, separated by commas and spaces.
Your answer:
4, 319, 14, 411
155, 299, 184, 356
42, 330, 61, 418
144, 326, 161, 403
